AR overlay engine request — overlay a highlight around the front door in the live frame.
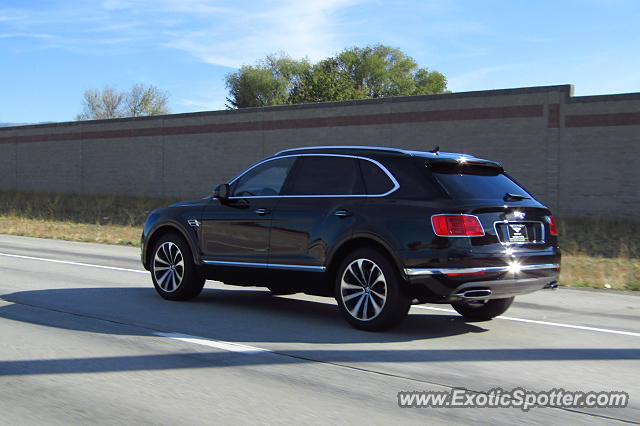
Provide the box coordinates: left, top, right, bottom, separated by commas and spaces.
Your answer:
200, 156, 297, 265
200, 197, 279, 264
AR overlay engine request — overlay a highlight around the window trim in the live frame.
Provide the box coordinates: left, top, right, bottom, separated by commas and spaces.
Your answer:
230, 155, 296, 198
226, 153, 400, 199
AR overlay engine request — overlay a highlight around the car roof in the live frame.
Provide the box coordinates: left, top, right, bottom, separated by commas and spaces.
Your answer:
275, 145, 499, 165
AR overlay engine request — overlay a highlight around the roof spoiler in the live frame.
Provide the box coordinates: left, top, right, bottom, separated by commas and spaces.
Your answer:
425, 156, 504, 172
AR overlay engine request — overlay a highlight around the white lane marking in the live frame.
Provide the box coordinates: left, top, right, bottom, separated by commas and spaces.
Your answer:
414, 305, 640, 338
0, 252, 147, 274
413, 306, 457, 313
154, 332, 270, 354
2, 251, 639, 339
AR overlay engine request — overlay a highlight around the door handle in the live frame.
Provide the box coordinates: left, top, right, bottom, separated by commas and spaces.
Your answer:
334, 209, 352, 218
255, 208, 271, 215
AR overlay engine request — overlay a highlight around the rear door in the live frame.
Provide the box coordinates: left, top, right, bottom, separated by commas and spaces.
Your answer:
269, 155, 366, 269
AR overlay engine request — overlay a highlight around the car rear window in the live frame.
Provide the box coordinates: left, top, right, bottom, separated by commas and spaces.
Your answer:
286, 156, 365, 195
359, 159, 394, 195
429, 163, 532, 200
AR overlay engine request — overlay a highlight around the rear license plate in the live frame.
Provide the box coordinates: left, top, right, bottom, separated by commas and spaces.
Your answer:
507, 223, 529, 242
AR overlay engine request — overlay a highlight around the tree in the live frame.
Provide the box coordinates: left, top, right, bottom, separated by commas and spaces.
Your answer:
289, 58, 368, 104
334, 45, 447, 98
124, 84, 170, 117
225, 44, 448, 108
77, 84, 169, 120
225, 54, 310, 108
77, 87, 124, 120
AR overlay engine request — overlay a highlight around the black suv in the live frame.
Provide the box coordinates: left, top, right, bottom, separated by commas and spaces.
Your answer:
141, 146, 560, 330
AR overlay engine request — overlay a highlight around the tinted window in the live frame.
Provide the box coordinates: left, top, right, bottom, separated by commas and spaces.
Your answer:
359, 159, 394, 194
286, 156, 364, 195
430, 163, 531, 200
232, 157, 296, 196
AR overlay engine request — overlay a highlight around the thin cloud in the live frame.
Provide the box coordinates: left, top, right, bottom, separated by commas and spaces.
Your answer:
3, 1, 367, 67
0, 32, 54, 39
447, 65, 514, 92
0, 8, 29, 22
161, 0, 368, 68
102, 0, 235, 15
179, 98, 226, 111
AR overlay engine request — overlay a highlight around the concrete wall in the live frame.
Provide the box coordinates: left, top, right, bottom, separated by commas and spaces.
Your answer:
1, 84, 638, 218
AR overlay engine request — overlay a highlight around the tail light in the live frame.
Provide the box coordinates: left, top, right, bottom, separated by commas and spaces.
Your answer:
431, 214, 485, 237
548, 215, 558, 236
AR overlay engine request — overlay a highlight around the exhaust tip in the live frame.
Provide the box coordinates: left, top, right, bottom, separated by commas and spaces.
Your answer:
454, 289, 492, 299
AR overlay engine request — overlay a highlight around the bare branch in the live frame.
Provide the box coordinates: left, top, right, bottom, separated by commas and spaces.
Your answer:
77, 84, 169, 120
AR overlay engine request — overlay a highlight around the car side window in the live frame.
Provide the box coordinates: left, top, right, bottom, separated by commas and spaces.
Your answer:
285, 156, 365, 195
359, 159, 394, 195
231, 157, 296, 197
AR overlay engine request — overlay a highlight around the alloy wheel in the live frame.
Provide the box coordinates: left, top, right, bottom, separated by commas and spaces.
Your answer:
340, 258, 388, 321
153, 241, 184, 293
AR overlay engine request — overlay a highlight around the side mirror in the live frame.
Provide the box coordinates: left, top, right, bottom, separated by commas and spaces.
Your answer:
213, 183, 230, 200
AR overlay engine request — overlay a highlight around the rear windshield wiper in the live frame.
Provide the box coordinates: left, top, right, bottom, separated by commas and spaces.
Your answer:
504, 193, 530, 201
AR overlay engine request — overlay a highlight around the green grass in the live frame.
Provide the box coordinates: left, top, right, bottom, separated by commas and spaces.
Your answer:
0, 191, 638, 291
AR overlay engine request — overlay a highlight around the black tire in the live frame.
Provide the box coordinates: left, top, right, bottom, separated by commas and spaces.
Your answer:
150, 233, 205, 301
451, 297, 514, 321
335, 248, 410, 331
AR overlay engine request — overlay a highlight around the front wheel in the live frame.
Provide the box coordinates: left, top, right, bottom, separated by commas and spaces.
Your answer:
150, 233, 205, 301
335, 248, 410, 331
451, 297, 514, 321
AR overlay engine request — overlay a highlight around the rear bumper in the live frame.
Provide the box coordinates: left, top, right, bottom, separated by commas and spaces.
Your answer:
404, 263, 560, 277
404, 263, 560, 303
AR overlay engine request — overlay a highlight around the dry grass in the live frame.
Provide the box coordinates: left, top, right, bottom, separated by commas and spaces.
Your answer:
0, 191, 638, 291
0, 216, 141, 246
555, 217, 640, 291
0, 191, 178, 227
557, 217, 640, 259
560, 254, 640, 291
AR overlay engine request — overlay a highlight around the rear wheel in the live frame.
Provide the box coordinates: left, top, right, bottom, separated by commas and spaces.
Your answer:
151, 233, 205, 301
335, 248, 410, 331
451, 297, 514, 320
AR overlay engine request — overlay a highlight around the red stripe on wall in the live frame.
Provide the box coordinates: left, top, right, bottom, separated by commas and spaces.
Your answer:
392, 104, 543, 123
0, 104, 544, 145
566, 111, 640, 127
547, 104, 560, 128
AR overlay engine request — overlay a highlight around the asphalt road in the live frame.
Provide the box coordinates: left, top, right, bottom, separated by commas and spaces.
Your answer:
0, 234, 638, 425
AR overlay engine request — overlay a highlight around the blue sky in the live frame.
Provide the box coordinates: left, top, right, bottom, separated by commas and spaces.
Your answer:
1, 0, 639, 123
